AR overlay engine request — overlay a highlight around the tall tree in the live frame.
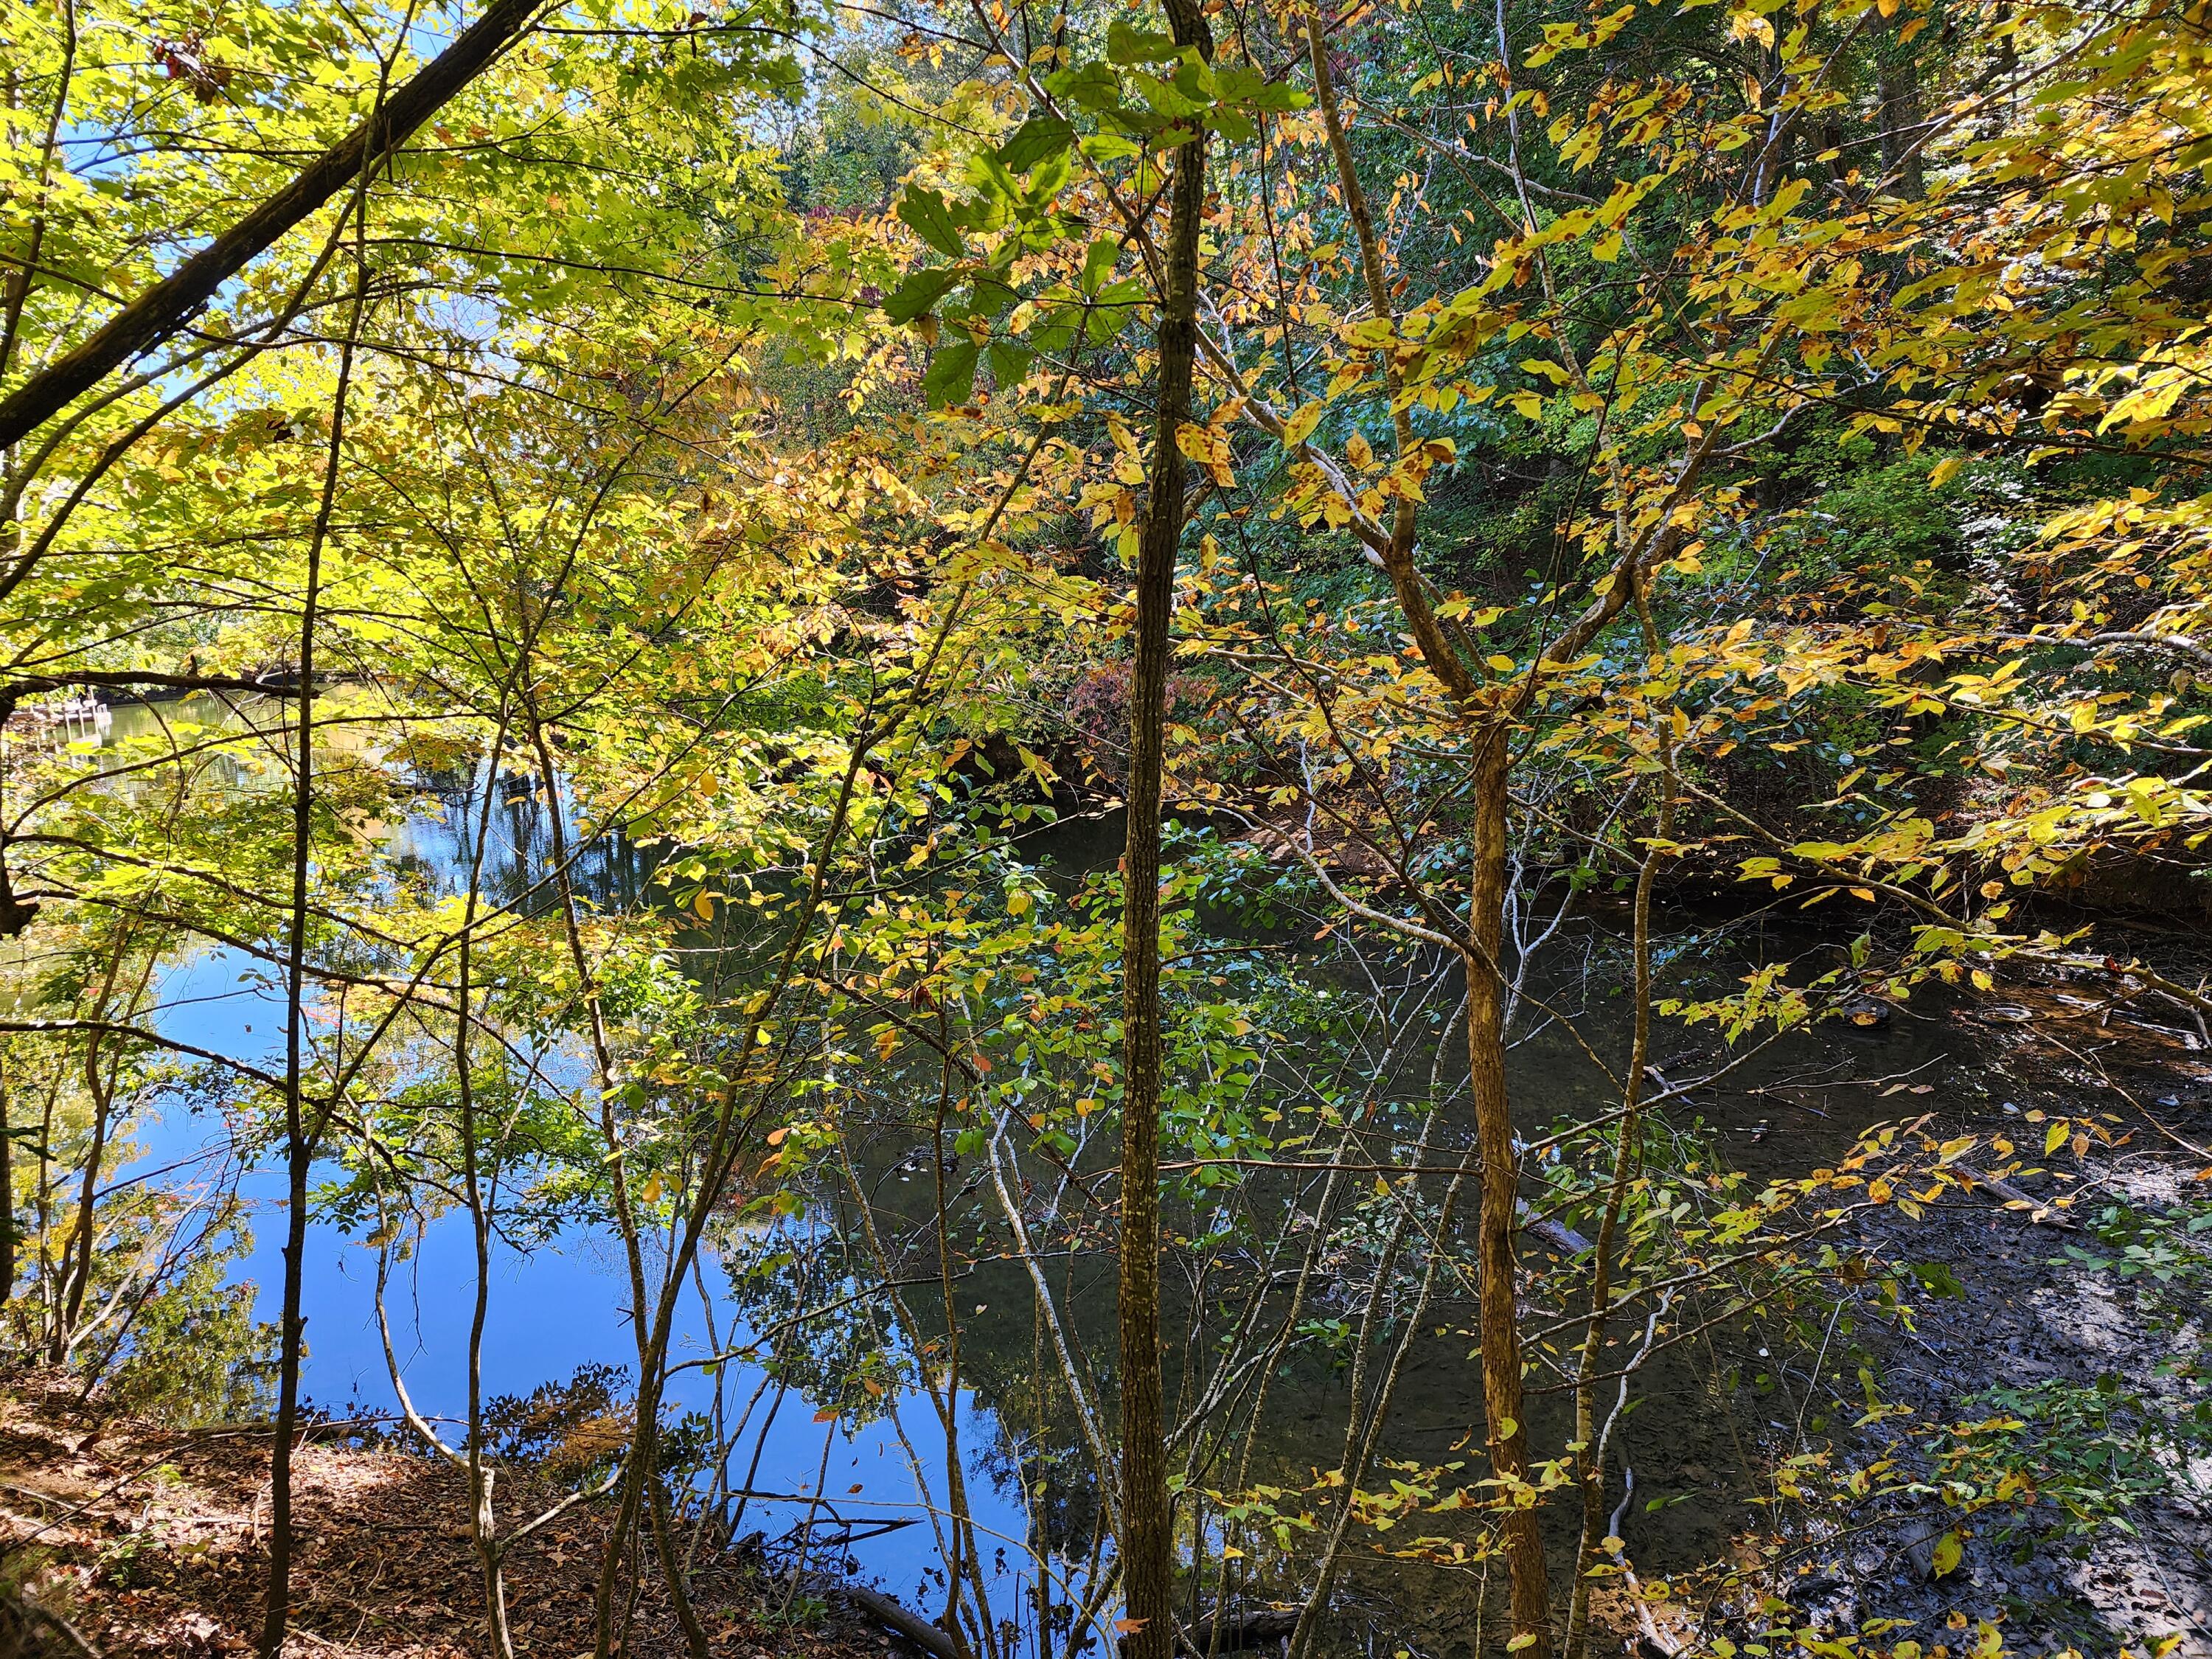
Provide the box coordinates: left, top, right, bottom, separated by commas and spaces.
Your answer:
1117, 0, 1213, 1653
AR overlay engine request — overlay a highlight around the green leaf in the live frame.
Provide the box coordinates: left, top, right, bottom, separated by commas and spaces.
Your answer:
1081, 236, 1119, 297
1086, 278, 1146, 343
1048, 62, 1125, 116
1209, 105, 1256, 142
883, 268, 958, 324
998, 116, 1075, 173
987, 340, 1033, 388
964, 147, 1023, 203
1079, 130, 1143, 162
1032, 305, 1080, 356
1128, 68, 1203, 119
898, 187, 964, 257
1107, 20, 1181, 62
969, 275, 1019, 320
925, 338, 980, 408
1024, 148, 1075, 205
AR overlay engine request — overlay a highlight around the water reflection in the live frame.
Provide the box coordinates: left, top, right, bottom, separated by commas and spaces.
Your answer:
84, 690, 1026, 1610
74, 688, 2011, 1655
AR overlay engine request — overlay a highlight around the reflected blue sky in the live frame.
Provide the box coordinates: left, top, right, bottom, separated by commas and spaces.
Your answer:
95, 700, 1037, 1614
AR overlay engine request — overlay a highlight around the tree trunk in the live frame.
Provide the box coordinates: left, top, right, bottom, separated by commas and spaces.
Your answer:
260, 208, 364, 1656
1465, 733, 1552, 1658
1877, 24, 1925, 199
1563, 776, 1669, 1659
1, 1069, 12, 1306
54, 935, 128, 1363
260, 613, 321, 1659
1116, 1, 1208, 1651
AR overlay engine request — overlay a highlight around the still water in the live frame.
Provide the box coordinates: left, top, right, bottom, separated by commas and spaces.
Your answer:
78, 695, 1029, 1618
70, 691, 2017, 1653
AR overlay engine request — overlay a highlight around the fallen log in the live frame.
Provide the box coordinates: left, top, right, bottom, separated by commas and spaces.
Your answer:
1116, 1604, 1308, 1656
1954, 1164, 2081, 1231
807, 1576, 959, 1659
1518, 1200, 1594, 1256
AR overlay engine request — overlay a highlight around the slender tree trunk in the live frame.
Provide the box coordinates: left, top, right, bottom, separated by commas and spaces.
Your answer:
260, 528, 325, 1659
57, 1029, 111, 1352
1465, 733, 1551, 1659
1116, 2, 1208, 1649
455, 751, 521, 1659
1561, 819, 1660, 1659
1563, 582, 1677, 1659
1, 1068, 13, 1306
34, 1077, 57, 1349
1877, 23, 1925, 199
260, 193, 369, 1659
52, 932, 131, 1361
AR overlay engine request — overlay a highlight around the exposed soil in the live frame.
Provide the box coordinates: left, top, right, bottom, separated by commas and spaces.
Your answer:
0, 1373, 891, 1659
1680, 971, 2212, 1659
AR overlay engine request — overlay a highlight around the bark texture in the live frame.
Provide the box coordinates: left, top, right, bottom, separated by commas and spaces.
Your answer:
1116, 2, 1210, 1652
1467, 736, 1553, 1658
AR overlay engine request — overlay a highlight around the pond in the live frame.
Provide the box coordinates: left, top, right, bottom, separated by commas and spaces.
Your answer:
72, 691, 2042, 1656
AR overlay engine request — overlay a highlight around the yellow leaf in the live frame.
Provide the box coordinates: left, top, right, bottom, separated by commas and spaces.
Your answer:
1282, 403, 1321, 448
1931, 1531, 1963, 1577
1927, 455, 1965, 489
2045, 1120, 2067, 1155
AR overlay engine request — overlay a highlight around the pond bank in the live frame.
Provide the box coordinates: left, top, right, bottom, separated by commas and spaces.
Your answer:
0, 1371, 892, 1659
1638, 973, 2212, 1659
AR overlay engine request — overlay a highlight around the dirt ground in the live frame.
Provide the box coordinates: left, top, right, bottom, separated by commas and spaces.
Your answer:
0, 1372, 891, 1658
1725, 970, 2212, 1659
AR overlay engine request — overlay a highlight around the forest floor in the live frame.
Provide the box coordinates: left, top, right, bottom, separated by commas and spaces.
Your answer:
1722, 964, 2212, 1659
0, 1371, 890, 1659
